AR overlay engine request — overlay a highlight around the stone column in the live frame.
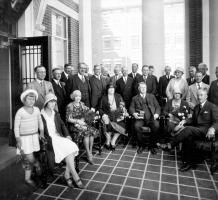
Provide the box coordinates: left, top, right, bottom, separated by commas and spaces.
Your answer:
79, 0, 92, 67
142, 0, 165, 78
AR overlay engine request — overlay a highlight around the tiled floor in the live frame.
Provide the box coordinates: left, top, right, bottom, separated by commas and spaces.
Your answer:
30, 142, 218, 200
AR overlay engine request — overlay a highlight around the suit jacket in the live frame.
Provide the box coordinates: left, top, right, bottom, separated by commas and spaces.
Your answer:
158, 75, 174, 98
110, 74, 122, 85
26, 80, 54, 110
129, 93, 161, 117
186, 77, 196, 86
51, 79, 67, 119
65, 74, 91, 106
133, 75, 157, 95
208, 79, 218, 106
202, 74, 210, 85
128, 72, 141, 80
89, 75, 107, 109
186, 82, 209, 110
60, 72, 68, 84
116, 76, 134, 109
186, 101, 218, 131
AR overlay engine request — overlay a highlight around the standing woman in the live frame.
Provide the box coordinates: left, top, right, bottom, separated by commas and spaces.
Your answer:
166, 67, 189, 100
14, 89, 44, 186
41, 93, 85, 189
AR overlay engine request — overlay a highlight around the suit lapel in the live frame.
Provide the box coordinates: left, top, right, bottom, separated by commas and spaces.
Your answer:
192, 84, 198, 100
35, 81, 45, 99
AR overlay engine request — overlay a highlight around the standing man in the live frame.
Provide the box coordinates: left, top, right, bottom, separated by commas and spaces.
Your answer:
149, 65, 158, 87
65, 62, 91, 107
51, 68, 67, 121
110, 64, 122, 85
158, 66, 174, 107
116, 67, 134, 110
85, 64, 93, 80
60, 63, 72, 84
198, 63, 210, 85
134, 65, 157, 95
128, 63, 141, 80
90, 64, 107, 110
186, 66, 197, 86
208, 66, 218, 106
186, 71, 209, 111
26, 65, 54, 110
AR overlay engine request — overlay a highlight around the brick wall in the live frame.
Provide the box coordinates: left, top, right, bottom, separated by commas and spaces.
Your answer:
188, 0, 202, 67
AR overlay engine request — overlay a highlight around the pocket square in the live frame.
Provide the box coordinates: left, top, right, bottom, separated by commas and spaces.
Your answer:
203, 111, 208, 114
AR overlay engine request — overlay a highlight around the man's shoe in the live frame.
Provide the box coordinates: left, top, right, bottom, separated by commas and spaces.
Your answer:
179, 163, 193, 172
137, 146, 144, 154
150, 148, 157, 155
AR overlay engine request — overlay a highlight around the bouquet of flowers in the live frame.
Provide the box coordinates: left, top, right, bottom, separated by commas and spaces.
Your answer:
168, 105, 189, 124
109, 102, 129, 122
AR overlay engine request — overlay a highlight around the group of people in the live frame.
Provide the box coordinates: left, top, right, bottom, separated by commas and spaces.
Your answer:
14, 62, 218, 188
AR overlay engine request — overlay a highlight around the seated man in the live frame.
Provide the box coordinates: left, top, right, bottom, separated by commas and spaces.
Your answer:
167, 88, 218, 172
129, 82, 161, 154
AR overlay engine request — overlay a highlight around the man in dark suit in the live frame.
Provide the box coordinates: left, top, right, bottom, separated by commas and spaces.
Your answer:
198, 63, 210, 85
51, 68, 67, 121
149, 65, 158, 87
133, 65, 157, 95
167, 88, 218, 171
186, 66, 197, 86
85, 64, 93, 80
116, 67, 134, 110
129, 82, 161, 154
158, 66, 174, 107
128, 63, 141, 80
208, 66, 218, 106
65, 62, 91, 107
110, 64, 122, 86
60, 63, 72, 84
90, 64, 107, 110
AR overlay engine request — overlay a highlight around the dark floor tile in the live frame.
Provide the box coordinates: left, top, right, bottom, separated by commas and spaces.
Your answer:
125, 177, 142, 188
131, 162, 145, 171
28, 193, 38, 200
163, 155, 175, 161
78, 191, 99, 200
145, 172, 160, 181
160, 192, 178, 200
123, 150, 136, 156
98, 166, 114, 174
53, 176, 66, 186
134, 157, 147, 164
44, 185, 65, 196
194, 171, 211, 180
178, 169, 193, 177
129, 169, 144, 178
213, 173, 218, 181
121, 186, 139, 198
147, 164, 161, 173
38, 195, 56, 200
148, 158, 161, 165
87, 181, 105, 191
108, 154, 121, 160
117, 161, 131, 168
196, 164, 208, 171
93, 158, 105, 164
111, 149, 123, 155
180, 196, 198, 200
93, 173, 110, 182
140, 189, 158, 200
162, 174, 177, 183
120, 155, 134, 162
162, 160, 176, 167
150, 152, 162, 159
84, 164, 100, 172
98, 194, 117, 200
60, 188, 81, 199
113, 167, 129, 176
199, 188, 218, 199
161, 182, 178, 194
196, 178, 215, 189
119, 197, 135, 200
143, 180, 159, 191
179, 176, 195, 186
108, 175, 126, 185
103, 183, 122, 195
79, 162, 87, 169
103, 159, 118, 166
162, 166, 177, 175
180, 185, 198, 197
95, 152, 109, 158
79, 170, 94, 179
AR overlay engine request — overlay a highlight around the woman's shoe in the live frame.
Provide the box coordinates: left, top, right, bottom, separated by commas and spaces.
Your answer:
75, 179, 86, 189
110, 145, 116, 151
104, 144, 111, 150
65, 177, 73, 188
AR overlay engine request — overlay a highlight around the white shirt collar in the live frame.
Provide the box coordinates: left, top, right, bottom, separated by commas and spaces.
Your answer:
201, 100, 207, 108
36, 79, 43, 84
196, 82, 202, 87
64, 71, 68, 78
140, 93, 146, 98
53, 79, 60, 85
78, 73, 84, 80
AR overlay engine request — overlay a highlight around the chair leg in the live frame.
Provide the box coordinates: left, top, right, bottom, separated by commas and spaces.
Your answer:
75, 155, 79, 173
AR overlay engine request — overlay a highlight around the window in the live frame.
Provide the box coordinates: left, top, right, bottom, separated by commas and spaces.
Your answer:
52, 12, 68, 69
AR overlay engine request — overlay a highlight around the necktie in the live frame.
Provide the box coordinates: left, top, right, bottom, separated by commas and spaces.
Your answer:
82, 76, 85, 83
40, 81, 43, 87
133, 73, 135, 78
143, 76, 147, 82
197, 83, 201, 89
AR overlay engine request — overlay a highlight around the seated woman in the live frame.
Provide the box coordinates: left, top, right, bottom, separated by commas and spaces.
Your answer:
161, 88, 191, 144
66, 90, 99, 165
99, 83, 128, 151
41, 93, 85, 189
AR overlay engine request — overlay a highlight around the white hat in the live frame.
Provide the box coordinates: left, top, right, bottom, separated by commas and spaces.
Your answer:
20, 89, 38, 103
44, 93, 57, 107
175, 67, 184, 74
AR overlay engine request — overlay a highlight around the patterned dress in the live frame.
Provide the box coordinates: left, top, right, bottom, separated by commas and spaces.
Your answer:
66, 102, 99, 143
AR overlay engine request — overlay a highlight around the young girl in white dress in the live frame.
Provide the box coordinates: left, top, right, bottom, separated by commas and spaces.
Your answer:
41, 93, 85, 189
14, 89, 44, 186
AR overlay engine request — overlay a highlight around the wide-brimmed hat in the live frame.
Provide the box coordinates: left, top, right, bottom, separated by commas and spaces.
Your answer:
44, 93, 57, 107
174, 67, 184, 74
106, 82, 116, 91
20, 89, 38, 103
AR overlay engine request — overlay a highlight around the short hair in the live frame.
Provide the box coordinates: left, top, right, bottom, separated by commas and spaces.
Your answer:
165, 65, 171, 70
198, 63, 207, 69
79, 62, 87, 68
195, 71, 203, 76
132, 63, 138, 67
70, 90, 81, 101
189, 66, 197, 70
197, 87, 208, 94
64, 63, 71, 68
138, 82, 147, 90
149, 65, 154, 70
93, 64, 101, 69
34, 65, 45, 72
142, 65, 149, 70
52, 68, 62, 73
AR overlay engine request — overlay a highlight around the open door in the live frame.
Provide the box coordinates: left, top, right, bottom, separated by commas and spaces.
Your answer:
10, 36, 51, 127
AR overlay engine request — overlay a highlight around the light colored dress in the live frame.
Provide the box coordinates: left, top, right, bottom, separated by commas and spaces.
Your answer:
41, 110, 78, 163
14, 106, 42, 154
